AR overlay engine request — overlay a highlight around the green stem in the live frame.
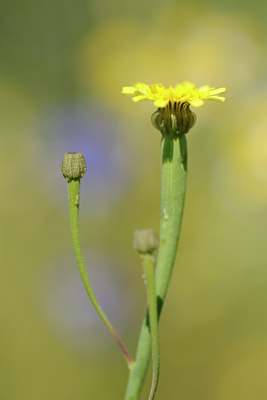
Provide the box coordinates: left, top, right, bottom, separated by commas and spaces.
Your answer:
67, 179, 134, 369
125, 134, 187, 399
140, 254, 160, 400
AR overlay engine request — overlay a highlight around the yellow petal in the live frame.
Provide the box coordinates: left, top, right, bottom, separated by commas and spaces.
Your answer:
209, 87, 227, 96
121, 86, 137, 94
190, 99, 204, 107
154, 99, 169, 108
208, 96, 226, 102
132, 95, 148, 102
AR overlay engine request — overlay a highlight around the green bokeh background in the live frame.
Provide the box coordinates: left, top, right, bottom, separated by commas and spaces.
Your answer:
2, 0, 267, 399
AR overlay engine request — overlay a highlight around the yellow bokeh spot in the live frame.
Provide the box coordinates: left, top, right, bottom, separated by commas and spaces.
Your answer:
219, 336, 267, 400
77, 4, 261, 112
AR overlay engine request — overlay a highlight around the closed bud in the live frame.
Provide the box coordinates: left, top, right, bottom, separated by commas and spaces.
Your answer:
133, 228, 159, 254
61, 152, 87, 180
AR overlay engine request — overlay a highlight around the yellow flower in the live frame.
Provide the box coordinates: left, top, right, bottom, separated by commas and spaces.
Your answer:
122, 82, 226, 108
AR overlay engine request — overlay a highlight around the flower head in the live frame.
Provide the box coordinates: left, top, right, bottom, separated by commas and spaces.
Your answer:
122, 81, 226, 136
122, 82, 226, 108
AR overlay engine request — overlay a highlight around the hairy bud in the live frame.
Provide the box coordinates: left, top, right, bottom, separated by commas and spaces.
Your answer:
61, 152, 87, 180
133, 228, 159, 254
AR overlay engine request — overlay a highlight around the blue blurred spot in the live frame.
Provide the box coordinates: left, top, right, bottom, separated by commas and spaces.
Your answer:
34, 102, 133, 215
37, 251, 134, 354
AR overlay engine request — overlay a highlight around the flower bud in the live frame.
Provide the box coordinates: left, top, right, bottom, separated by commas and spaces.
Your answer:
151, 102, 196, 136
133, 228, 159, 254
61, 152, 87, 180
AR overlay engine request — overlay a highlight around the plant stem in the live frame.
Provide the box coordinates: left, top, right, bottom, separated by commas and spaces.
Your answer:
125, 134, 187, 399
67, 179, 134, 369
140, 253, 160, 400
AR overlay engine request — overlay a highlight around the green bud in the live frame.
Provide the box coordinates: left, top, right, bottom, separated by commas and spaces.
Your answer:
151, 101, 196, 136
133, 228, 159, 254
61, 152, 87, 180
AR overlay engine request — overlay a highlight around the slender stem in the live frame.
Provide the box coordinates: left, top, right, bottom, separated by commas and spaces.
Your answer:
140, 254, 160, 400
125, 134, 187, 399
67, 179, 134, 369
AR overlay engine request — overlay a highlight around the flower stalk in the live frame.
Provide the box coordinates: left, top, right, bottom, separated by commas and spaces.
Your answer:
133, 229, 160, 400
125, 134, 187, 399
62, 152, 134, 369
139, 253, 159, 400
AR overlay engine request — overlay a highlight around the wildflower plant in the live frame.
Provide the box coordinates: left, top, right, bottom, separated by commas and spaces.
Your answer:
61, 81, 226, 399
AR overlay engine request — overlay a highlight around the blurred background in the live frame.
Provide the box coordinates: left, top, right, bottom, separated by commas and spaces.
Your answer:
1, 0, 267, 399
